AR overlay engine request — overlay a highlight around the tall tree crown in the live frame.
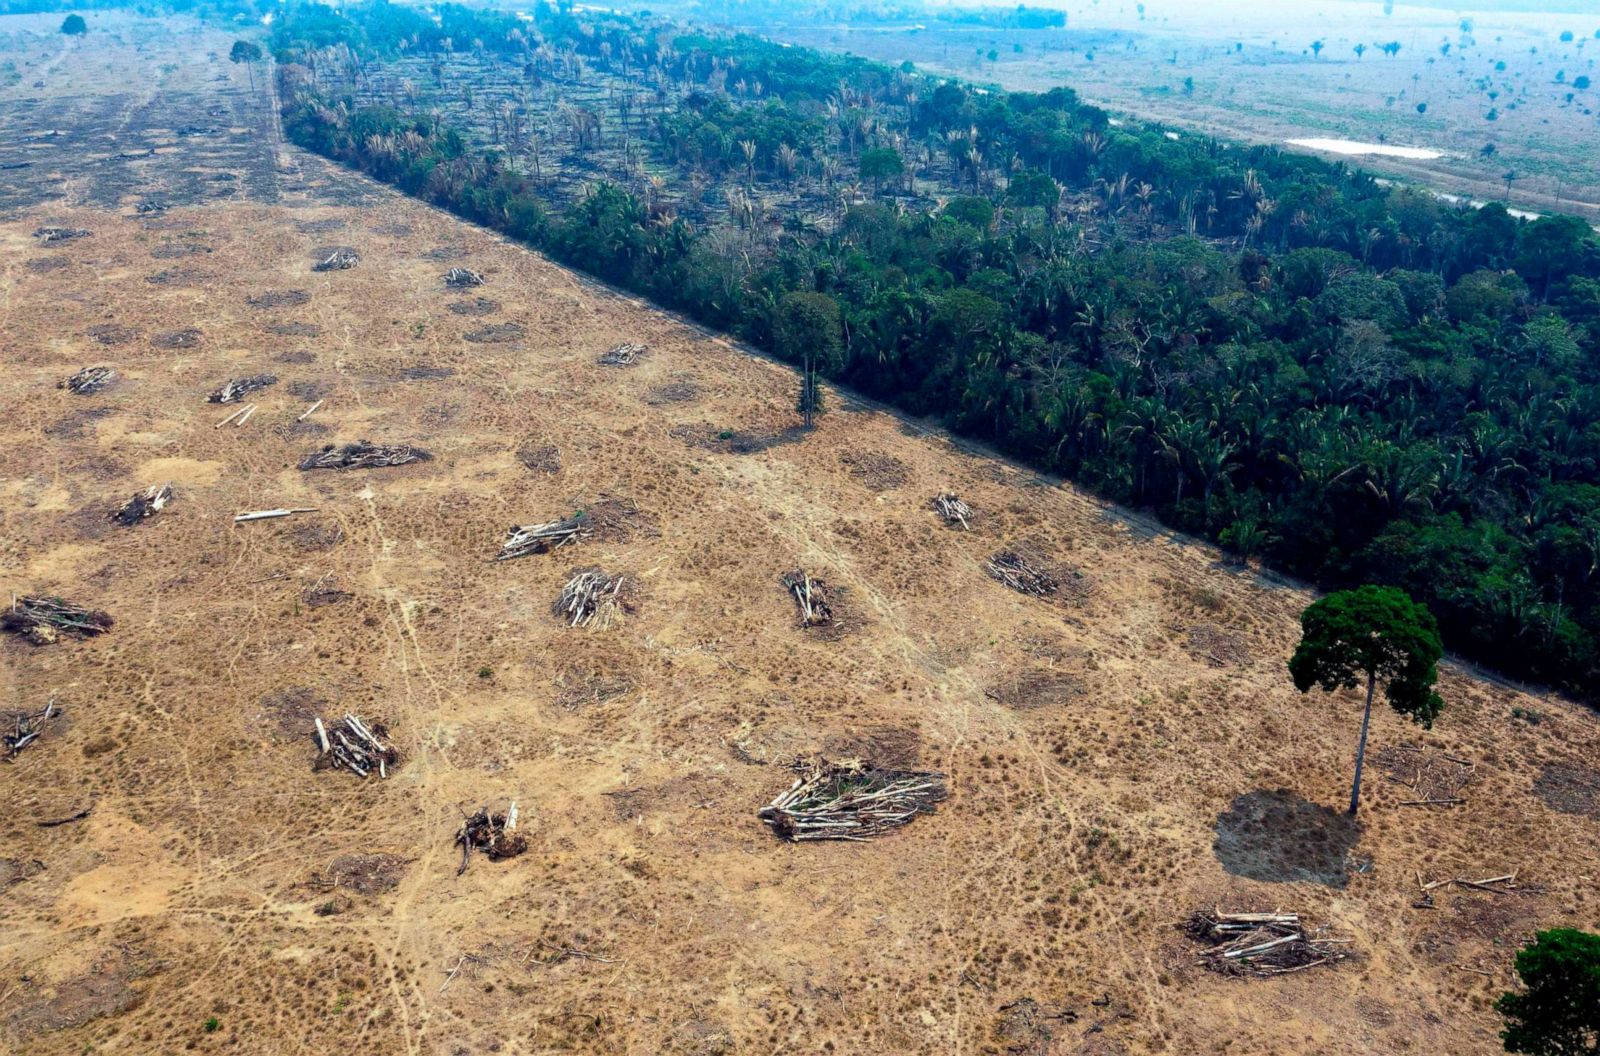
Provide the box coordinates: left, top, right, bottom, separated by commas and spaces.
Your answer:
1289, 585, 1444, 727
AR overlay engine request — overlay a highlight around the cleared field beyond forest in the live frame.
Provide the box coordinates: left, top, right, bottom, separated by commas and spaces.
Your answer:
1, 14, 1598, 1056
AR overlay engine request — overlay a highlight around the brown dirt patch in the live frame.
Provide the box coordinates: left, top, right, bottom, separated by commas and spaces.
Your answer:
84, 324, 138, 346
321, 853, 408, 895
448, 297, 500, 316
1533, 762, 1600, 820
246, 289, 310, 309
840, 450, 909, 491
463, 322, 525, 344
1186, 624, 1251, 667
4, 946, 155, 1040
517, 442, 560, 474
150, 328, 201, 349
987, 668, 1084, 710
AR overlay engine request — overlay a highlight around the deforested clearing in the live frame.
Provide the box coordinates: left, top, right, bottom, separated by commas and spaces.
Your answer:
0, 14, 1596, 1056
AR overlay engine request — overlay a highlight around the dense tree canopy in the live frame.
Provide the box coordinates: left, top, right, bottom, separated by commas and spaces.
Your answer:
1497, 929, 1600, 1056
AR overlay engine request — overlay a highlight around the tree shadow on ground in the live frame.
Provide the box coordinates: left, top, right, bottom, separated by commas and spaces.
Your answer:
1214, 788, 1362, 888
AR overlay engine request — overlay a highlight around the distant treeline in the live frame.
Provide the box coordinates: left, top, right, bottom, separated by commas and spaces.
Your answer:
270, 1, 1600, 699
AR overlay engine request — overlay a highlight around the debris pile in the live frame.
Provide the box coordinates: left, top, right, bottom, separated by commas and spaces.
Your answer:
455, 803, 527, 875
312, 247, 360, 272
1412, 871, 1518, 909
987, 550, 1058, 598
1183, 910, 1350, 977
498, 514, 590, 561
599, 342, 647, 366
443, 267, 484, 288
1187, 624, 1251, 668
1378, 744, 1476, 807
34, 226, 89, 244
298, 442, 432, 471
554, 568, 632, 629
209, 374, 278, 404
4, 699, 58, 761
759, 762, 948, 842
110, 483, 172, 526
781, 570, 834, 628
931, 491, 972, 529
314, 713, 399, 779
3, 596, 114, 645
60, 366, 115, 395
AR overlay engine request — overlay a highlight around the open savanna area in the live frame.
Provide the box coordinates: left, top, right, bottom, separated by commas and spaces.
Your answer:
2, 12, 1599, 1056
666, 0, 1600, 219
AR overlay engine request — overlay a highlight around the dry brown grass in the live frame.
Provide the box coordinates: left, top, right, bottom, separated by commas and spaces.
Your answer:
0, 16, 1598, 1056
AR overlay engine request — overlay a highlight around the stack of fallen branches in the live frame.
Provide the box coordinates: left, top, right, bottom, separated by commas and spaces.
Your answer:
109, 483, 172, 526
1378, 744, 1476, 807
1183, 910, 1350, 977
208, 374, 277, 404
930, 491, 972, 530
781, 570, 834, 628
3, 596, 114, 645
497, 513, 590, 561
313, 713, 399, 779
455, 802, 527, 875
443, 267, 483, 288
312, 247, 360, 272
1413, 870, 1518, 908
298, 442, 432, 471
759, 762, 948, 841
599, 342, 647, 366
34, 226, 89, 244
553, 568, 632, 629
987, 550, 1058, 597
5, 698, 59, 761
60, 366, 115, 395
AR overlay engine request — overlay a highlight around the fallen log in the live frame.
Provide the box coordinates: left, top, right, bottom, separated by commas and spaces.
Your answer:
759, 762, 948, 842
110, 483, 172, 526
599, 342, 646, 366
930, 491, 972, 529
3, 596, 113, 645
455, 803, 527, 875
298, 441, 432, 471
498, 513, 590, 561
780, 570, 834, 628
60, 366, 115, 395
209, 374, 277, 404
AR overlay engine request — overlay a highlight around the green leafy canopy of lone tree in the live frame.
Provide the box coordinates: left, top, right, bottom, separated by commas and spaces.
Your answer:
1496, 928, 1600, 1056
60, 14, 87, 36
772, 291, 843, 430
1289, 585, 1443, 815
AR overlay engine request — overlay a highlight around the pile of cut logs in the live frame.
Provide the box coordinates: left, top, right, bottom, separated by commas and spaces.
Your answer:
110, 483, 172, 527
3, 596, 113, 645
34, 226, 89, 244
930, 491, 972, 529
4, 698, 58, 761
312, 247, 360, 272
599, 342, 646, 366
314, 713, 399, 779
209, 374, 277, 404
1183, 910, 1350, 976
299, 442, 432, 471
60, 366, 115, 395
498, 513, 590, 561
987, 550, 1058, 597
443, 267, 484, 288
781, 570, 834, 627
554, 568, 629, 629
759, 762, 948, 842
455, 803, 527, 874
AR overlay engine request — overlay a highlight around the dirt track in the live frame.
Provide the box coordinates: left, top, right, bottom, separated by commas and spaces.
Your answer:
1, 14, 1598, 1056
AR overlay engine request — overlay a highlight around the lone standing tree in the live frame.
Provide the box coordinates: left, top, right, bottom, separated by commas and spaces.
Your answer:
772, 291, 844, 430
1496, 928, 1600, 1055
60, 14, 87, 35
1289, 585, 1443, 815
230, 39, 264, 90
